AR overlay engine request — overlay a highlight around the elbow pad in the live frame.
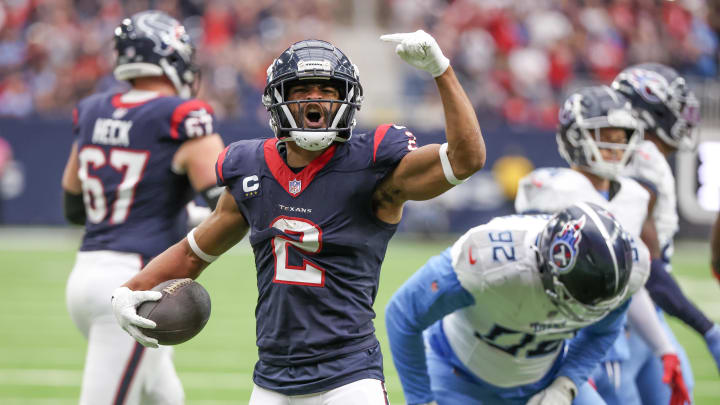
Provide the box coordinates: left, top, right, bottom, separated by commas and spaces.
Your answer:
63, 191, 86, 225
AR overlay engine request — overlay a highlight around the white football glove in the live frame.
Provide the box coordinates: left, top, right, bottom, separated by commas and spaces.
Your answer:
380, 30, 450, 77
526, 376, 577, 405
111, 286, 162, 348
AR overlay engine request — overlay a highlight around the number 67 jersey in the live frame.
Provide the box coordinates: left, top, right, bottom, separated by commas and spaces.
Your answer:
74, 90, 216, 261
216, 124, 416, 394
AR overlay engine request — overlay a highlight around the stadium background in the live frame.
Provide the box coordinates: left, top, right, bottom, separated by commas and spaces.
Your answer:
0, 0, 718, 403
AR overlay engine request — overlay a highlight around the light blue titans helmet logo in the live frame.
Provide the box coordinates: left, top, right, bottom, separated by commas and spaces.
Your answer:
549, 215, 587, 274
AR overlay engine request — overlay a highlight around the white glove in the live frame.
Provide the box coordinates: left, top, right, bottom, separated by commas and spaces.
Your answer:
380, 30, 450, 77
526, 376, 577, 405
111, 286, 162, 348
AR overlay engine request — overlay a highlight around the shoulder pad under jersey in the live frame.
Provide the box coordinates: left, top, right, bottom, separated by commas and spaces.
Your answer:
515, 168, 604, 214
73, 92, 112, 136
155, 97, 216, 142
369, 124, 417, 169
624, 141, 668, 193
617, 176, 650, 199
215, 139, 266, 187
450, 215, 547, 294
608, 177, 650, 238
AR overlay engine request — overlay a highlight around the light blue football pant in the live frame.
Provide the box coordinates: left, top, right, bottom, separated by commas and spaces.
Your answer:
593, 312, 694, 405
426, 348, 606, 405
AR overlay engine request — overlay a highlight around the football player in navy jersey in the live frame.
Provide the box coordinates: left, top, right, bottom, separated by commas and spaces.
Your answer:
62, 11, 224, 405
112, 30, 486, 404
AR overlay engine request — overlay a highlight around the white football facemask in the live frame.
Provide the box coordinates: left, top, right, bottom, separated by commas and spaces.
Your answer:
573, 109, 643, 179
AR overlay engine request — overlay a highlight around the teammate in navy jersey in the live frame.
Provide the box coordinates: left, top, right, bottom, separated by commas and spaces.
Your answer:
112, 30, 486, 404
62, 11, 224, 405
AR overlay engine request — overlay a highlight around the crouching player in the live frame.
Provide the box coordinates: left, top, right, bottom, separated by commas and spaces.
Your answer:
386, 203, 648, 405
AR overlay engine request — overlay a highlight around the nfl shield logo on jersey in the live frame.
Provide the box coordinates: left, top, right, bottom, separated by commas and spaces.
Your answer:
289, 179, 302, 195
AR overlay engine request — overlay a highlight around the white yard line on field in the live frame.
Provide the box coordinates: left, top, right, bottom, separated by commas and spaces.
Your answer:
0, 368, 252, 389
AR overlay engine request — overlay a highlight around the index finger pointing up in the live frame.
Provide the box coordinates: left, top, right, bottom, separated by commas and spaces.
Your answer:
380, 33, 410, 43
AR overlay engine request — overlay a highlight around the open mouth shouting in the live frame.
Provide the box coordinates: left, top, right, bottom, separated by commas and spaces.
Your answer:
302, 103, 329, 129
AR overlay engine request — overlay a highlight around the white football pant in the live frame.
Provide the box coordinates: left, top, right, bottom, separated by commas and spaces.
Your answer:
66, 250, 184, 405
249, 379, 390, 405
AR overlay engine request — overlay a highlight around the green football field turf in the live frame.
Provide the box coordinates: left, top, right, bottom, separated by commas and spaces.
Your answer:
0, 231, 718, 404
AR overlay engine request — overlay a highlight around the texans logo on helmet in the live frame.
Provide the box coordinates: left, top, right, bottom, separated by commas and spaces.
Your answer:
550, 215, 587, 273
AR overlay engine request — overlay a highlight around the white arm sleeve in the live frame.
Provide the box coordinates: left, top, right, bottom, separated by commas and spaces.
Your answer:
627, 288, 675, 356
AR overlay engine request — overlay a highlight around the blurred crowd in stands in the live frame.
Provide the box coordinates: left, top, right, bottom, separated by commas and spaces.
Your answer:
1, 0, 719, 129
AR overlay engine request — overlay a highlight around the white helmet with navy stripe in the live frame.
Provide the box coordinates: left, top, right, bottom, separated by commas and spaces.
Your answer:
537, 202, 633, 322
612, 63, 700, 151
557, 85, 643, 179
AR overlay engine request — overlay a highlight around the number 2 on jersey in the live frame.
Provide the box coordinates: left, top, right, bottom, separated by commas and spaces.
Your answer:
271, 217, 325, 287
78, 146, 149, 224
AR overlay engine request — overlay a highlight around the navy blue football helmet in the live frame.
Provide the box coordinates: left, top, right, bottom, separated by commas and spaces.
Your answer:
612, 63, 700, 151
262, 39, 363, 151
113, 11, 198, 98
557, 85, 643, 179
537, 202, 633, 322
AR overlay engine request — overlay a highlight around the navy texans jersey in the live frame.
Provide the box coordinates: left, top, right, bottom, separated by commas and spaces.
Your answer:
216, 124, 417, 394
73, 90, 216, 261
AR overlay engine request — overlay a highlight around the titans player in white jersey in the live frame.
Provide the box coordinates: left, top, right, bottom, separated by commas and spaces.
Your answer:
515, 85, 689, 404
611, 63, 720, 402
386, 202, 646, 405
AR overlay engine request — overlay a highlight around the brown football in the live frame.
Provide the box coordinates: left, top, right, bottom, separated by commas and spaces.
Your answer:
137, 278, 211, 345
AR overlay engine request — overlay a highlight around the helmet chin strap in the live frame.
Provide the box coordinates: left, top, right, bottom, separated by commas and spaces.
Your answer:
159, 58, 191, 99
289, 130, 338, 151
